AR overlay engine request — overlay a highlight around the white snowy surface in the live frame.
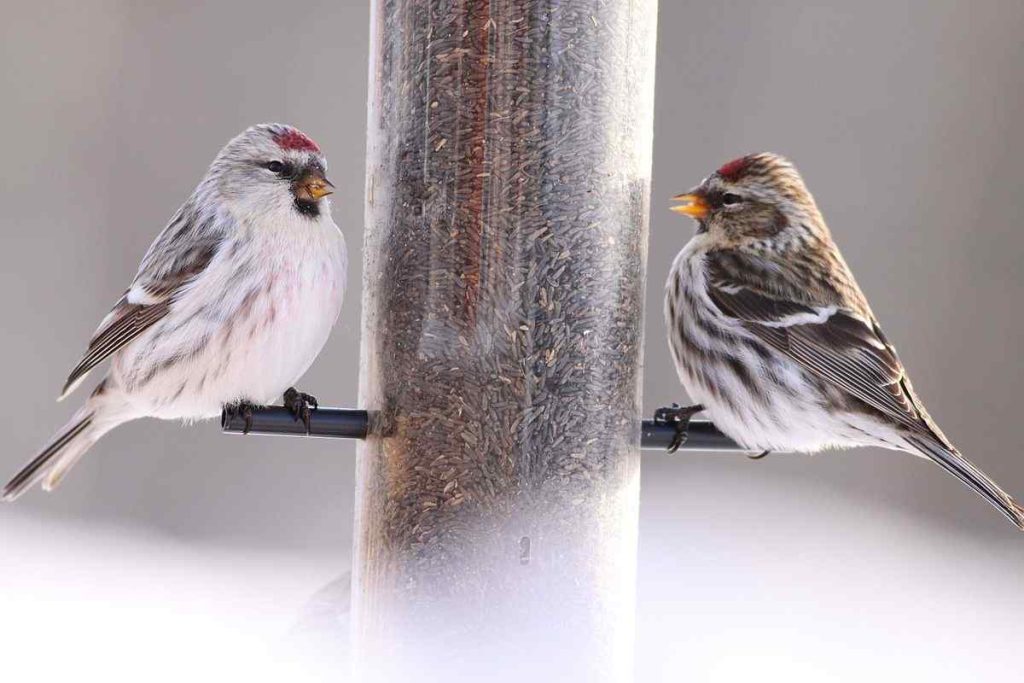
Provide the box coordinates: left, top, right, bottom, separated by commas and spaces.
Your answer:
0, 511, 347, 682
4, 472, 1024, 683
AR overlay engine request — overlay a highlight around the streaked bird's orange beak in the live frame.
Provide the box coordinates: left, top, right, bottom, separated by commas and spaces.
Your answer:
670, 192, 709, 220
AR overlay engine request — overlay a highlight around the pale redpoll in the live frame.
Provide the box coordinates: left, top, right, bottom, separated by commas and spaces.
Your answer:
660, 152, 1024, 529
3, 124, 346, 500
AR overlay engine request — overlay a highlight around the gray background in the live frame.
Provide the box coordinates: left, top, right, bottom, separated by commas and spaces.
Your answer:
2, 1, 1022, 681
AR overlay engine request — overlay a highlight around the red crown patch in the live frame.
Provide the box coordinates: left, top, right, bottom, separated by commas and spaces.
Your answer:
273, 129, 320, 153
716, 156, 749, 181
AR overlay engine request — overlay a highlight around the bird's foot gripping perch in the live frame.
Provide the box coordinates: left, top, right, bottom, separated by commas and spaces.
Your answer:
225, 400, 258, 435
653, 403, 705, 454
283, 387, 318, 434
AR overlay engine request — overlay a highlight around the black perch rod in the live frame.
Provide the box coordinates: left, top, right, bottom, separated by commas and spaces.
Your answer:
221, 406, 744, 451
221, 406, 370, 439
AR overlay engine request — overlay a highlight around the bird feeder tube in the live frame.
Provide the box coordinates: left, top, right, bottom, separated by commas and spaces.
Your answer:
352, 0, 659, 680
221, 406, 745, 452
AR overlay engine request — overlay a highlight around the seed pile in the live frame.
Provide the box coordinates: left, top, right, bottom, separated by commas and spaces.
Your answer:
355, 0, 657, 650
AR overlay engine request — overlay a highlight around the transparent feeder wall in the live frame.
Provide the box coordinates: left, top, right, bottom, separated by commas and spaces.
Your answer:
355, 0, 657, 678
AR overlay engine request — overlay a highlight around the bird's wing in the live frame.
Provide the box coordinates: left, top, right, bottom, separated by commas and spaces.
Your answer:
704, 252, 946, 443
60, 209, 224, 399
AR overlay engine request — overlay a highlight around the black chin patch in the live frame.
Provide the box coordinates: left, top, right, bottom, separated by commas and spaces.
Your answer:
294, 198, 320, 218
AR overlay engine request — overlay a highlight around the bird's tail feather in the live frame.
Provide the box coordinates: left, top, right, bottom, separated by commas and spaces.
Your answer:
906, 435, 1024, 531
3, 388, 129, 501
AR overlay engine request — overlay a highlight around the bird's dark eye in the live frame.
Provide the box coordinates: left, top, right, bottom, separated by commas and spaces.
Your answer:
264, 161, 286, 174
721, 193, 743, 206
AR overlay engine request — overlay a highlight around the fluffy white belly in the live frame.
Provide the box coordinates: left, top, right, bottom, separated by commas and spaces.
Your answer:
682, 370, 874, 454
111, 222, 345, 419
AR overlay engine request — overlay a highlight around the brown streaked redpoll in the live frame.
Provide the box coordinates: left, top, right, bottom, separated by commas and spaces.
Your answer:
3, 124, 346, 500
660, 152, 1024, 530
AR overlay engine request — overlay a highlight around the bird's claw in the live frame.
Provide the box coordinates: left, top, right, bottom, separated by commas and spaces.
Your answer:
748, 450, 771, 460
284, 387, 318, 434
226, 400, 257, 435
653, 403, 705, 454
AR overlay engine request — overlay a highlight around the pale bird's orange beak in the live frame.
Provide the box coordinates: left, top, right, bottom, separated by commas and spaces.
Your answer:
298, 169, 335, 201
670, 192, 709, 220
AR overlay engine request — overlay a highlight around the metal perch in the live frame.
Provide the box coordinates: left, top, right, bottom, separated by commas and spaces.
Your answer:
221, 405, 745, 452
